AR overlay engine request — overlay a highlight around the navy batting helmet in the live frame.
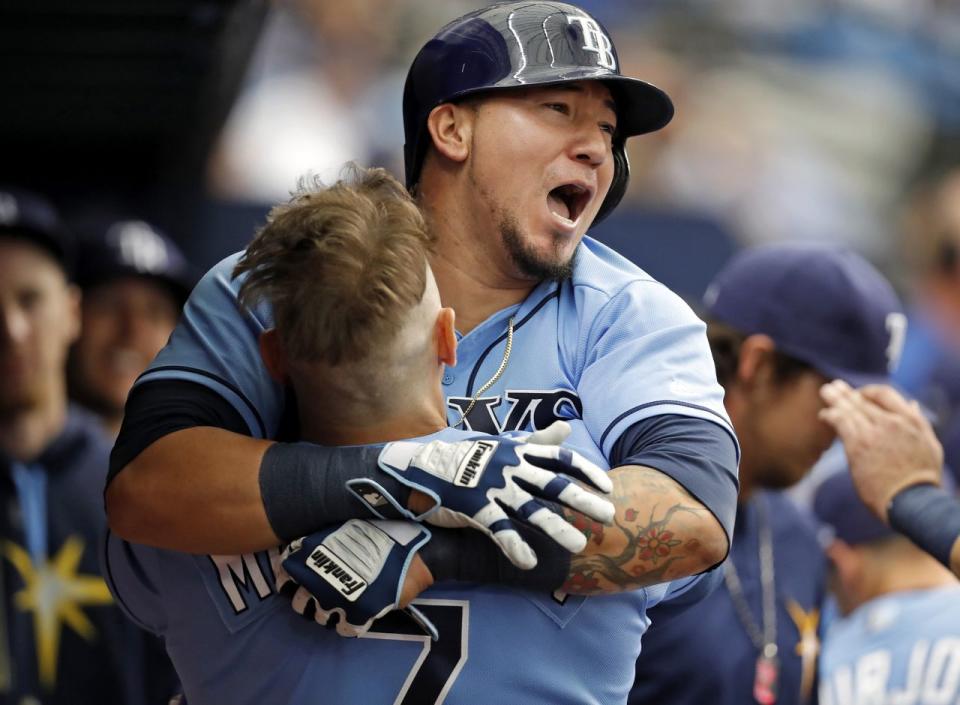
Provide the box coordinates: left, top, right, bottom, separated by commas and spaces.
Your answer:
402, 1, 674, 224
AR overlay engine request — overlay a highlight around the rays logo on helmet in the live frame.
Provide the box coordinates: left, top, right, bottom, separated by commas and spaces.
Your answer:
567, 15, 616, 70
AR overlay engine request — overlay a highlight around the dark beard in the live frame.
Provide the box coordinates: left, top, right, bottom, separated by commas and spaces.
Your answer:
756, 460, 811, 491
498, 213, 576, 282
467, 157, 576, 282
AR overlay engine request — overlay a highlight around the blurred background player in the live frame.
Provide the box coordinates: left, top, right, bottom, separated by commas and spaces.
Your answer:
811, 164, 960, 587
0, 187, 176, 704
819, 379, 960, 582
69, 216, 194, 437
813, 462, 960, 705
895, 167, 960, 482
631, 243, 905, 705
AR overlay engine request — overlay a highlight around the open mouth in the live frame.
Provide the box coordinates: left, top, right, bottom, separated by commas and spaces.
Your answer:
547, 183, 592, 226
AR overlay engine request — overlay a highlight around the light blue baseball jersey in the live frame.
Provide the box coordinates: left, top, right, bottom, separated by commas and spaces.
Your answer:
106, 425, 705, 705
819, 586, 960, 705
117, 235, 737, 704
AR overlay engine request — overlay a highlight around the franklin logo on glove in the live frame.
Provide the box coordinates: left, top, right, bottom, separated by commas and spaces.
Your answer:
307, 545, 368, 601
277, 519, 438, 639
372, 422, 615, 569
455, 440, 496, 488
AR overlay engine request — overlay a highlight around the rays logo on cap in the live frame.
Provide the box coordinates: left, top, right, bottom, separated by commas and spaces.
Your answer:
107, 220, 171, 274
567, 15, 616, 70
885, 312, 907, 372
0, 193, 19, 225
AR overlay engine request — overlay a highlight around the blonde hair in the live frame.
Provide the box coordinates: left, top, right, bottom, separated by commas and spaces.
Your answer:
234, 166, 435, 365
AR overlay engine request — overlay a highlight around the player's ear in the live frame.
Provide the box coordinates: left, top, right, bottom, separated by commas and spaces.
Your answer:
435, 307, 457, 368
426, 102, 473, 165
736, 334, 776, 388
259, 329, 288, 383
825, 539, 864, 609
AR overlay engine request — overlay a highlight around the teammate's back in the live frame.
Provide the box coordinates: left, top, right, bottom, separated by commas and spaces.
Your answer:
815, 467, 960, 705
819, 585, 960, 704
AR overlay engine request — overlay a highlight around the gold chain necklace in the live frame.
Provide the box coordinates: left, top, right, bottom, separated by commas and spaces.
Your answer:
450, 316, 515, 428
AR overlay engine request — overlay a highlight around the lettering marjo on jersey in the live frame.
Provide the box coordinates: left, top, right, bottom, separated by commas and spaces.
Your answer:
820, 637, 960, 705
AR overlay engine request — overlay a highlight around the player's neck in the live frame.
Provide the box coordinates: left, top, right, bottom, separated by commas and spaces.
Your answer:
299, 401, 449, 447
0, 388, 68, 462
869, 553, 958, 602
422, 187, 536, 335
430, 247, 534, 335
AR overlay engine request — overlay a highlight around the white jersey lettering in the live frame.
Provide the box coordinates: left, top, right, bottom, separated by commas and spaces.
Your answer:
211, 553, 273, 613
921, 638, 960, 705
855, 650, 890, 705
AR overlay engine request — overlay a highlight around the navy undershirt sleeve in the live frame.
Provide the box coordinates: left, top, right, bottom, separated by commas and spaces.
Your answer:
107, 380, 409, 540
647, 565, 724, 622
109, 379, 249, 488
610, 414, 739, 551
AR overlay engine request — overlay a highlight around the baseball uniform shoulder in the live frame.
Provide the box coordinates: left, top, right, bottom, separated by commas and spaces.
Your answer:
572, 236, 662, 295
565, 236, 703, 335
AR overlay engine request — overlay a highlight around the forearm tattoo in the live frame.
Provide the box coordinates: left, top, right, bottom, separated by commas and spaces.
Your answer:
562, 468, 709, 594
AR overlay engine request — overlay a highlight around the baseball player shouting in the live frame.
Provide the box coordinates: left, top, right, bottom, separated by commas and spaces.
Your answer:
105, 4, 739, 703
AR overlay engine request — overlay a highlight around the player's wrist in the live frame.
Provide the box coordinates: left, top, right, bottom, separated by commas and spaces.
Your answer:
419, 522, 571, 591
887, 483, 960, 568
882, 473, 941, 523
400, 554, 434, 607
407, 489, 434, 515
259, 442, 410, 541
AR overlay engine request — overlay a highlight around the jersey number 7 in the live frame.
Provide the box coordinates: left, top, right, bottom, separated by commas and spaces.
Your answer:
362, 599, 469, 705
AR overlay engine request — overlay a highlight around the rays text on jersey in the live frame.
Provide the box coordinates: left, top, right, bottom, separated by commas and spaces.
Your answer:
446, 389, 583, 434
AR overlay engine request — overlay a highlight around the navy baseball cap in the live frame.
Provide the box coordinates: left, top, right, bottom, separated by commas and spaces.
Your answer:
813, 462, 895, 546
703, 243, 905, 387
813, 453, 955, 546
73, 217, 195, 306
0, 187, 74, 274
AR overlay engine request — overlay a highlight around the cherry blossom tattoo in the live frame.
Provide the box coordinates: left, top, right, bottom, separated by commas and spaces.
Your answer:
561, 467, 713, 594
